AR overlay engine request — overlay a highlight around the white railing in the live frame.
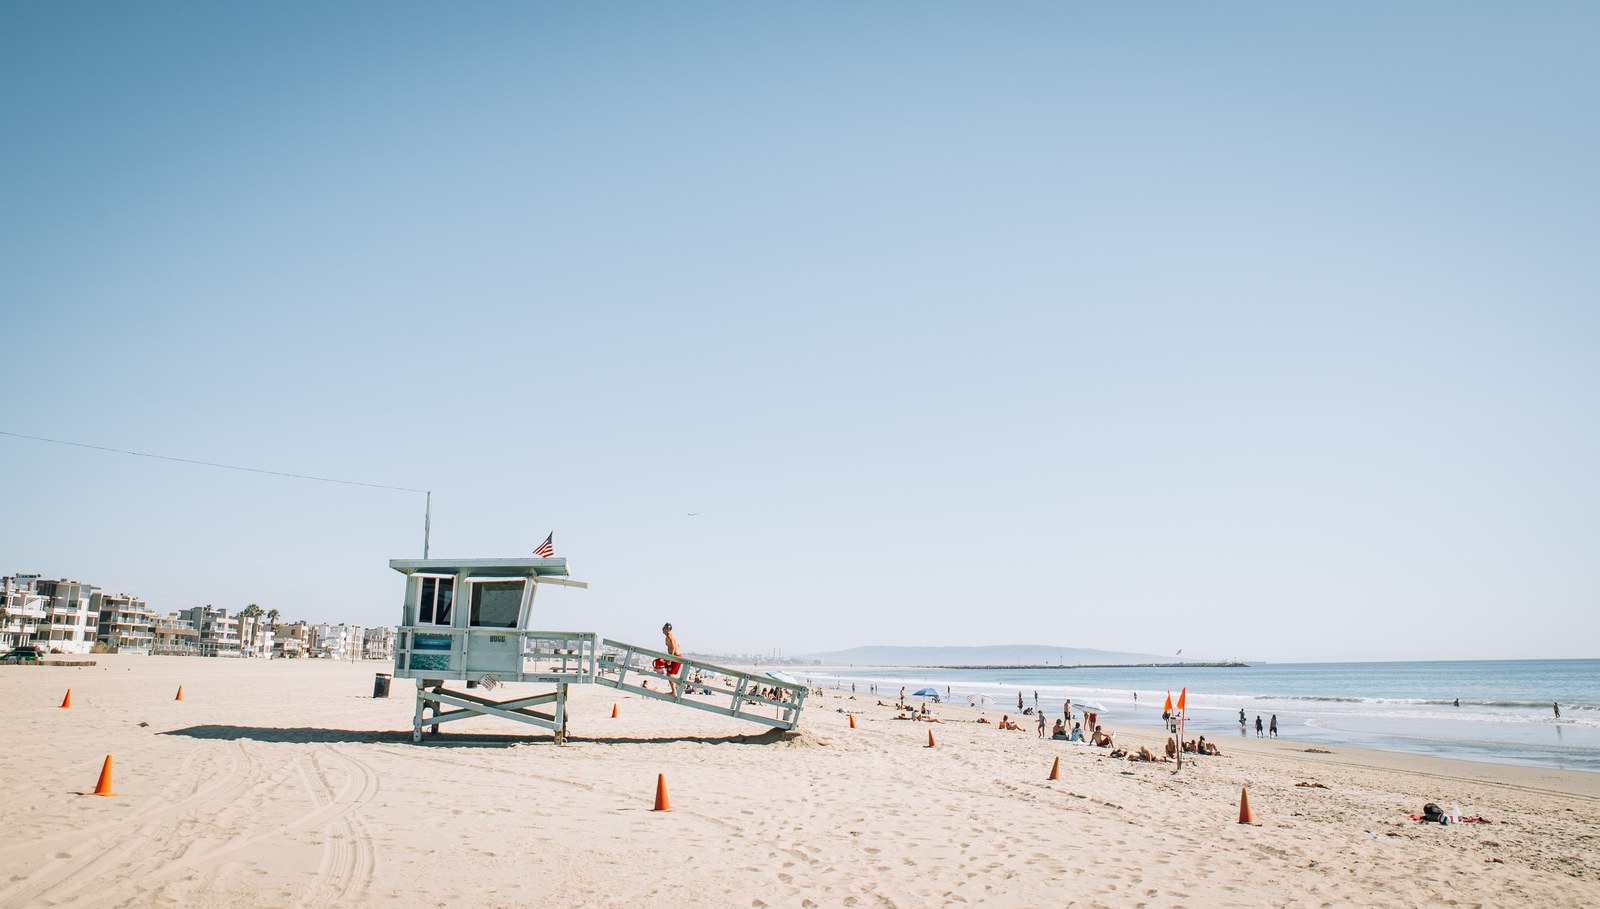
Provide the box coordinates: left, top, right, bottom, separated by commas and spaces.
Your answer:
392, 626, 600, 682
595, 639, 807, 731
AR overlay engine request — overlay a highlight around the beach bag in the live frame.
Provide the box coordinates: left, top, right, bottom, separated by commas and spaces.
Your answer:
1422, 803, 1444, 823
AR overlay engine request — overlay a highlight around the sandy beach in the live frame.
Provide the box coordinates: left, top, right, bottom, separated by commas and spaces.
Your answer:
2, 655, 1597, 908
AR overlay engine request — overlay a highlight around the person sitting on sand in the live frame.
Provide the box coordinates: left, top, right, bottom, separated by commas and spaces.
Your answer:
1091, 725, 1114, 747
1052, 719, 1067, 739
1165, 737, 1177, 758
1069, 722, 1083, 742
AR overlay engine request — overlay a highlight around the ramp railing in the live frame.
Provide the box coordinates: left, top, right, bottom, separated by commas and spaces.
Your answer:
596, 638, 808, 731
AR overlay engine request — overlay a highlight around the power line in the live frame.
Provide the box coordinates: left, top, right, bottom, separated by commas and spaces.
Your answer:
0, 429, 428, 494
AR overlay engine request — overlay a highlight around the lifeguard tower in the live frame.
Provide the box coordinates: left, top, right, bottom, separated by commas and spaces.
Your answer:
389, 557, 807, 743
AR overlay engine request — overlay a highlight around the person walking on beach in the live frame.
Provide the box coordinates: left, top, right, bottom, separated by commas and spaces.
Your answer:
662, 623, 683, 696
1255, 715, 1264, 738
1037, 711, 1047, 738
899, 686, 906, 707
1269, 714, 1278, 738
1018, 692, 1024, 711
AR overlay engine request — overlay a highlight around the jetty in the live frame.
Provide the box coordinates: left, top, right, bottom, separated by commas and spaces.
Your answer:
921, 661, 1249, 670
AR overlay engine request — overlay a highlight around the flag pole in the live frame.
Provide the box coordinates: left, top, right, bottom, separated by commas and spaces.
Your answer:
423, 491, 432, 558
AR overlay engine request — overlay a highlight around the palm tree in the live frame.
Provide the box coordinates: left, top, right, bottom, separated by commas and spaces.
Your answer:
266, 607, 280, 626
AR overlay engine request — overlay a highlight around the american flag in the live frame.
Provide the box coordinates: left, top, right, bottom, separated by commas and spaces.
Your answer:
533, 533, 555, 558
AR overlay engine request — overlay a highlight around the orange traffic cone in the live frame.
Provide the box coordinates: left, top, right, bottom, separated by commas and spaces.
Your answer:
1238, 787, 1254, 824
92, 755, 117, 797
175, 686, 184, 701
652, 773, 673, 812
61, 689, 71, 709
926, 730, 937, 748
1048, 756, 1061, 780
611, 704, 619, 718
848, 713, 856, 729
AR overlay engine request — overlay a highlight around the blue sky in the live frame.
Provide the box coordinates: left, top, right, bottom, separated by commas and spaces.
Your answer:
2, 3, 1596, 661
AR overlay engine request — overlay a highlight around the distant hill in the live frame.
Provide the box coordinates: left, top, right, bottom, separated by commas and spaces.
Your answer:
799, 644, 1184, 667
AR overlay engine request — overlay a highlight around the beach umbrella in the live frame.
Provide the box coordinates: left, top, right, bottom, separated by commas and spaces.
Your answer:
1074, 700, 1108, 713
912, 687, 940, 697
766, 671, 800, 685
967, 694, 995, 707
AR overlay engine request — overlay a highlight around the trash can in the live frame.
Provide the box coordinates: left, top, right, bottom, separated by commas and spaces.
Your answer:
373, 673, 391, 698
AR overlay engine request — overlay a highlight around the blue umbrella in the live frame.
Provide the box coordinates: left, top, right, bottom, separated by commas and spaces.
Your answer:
912, 687, 940, 697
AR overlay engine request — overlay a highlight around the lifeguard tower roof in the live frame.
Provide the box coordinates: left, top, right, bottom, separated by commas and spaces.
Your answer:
388, 557, 586, 586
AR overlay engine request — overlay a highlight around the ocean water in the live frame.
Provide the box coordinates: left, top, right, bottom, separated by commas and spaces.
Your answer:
809, 659, 1600, 773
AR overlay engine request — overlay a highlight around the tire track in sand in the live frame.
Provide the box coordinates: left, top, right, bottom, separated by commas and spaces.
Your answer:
0, 741, 269, 907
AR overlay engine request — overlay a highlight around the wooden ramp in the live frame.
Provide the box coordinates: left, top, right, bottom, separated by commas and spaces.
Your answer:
594, 638, 808, 732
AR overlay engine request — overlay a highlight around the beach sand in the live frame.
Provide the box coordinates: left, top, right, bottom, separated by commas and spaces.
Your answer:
2, 655, 1596, 908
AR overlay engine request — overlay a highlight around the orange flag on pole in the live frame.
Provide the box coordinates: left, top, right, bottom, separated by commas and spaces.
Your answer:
1162, 692, 1173, 714
1176, 688, 1187, 712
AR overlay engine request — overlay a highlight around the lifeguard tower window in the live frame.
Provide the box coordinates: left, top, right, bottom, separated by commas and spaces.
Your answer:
417, 576, 455, 625
469, 580, 522, 628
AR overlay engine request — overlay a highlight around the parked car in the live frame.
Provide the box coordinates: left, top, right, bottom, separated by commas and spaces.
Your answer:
1, 645, 45, 663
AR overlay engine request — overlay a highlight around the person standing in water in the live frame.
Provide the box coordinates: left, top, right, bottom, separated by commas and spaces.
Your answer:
1554, 702, 1561, 720
1255, 715, 1264, 738
1269, 714, 1278, 738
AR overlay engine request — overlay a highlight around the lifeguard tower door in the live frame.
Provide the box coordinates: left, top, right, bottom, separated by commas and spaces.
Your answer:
460, 576, 535, 675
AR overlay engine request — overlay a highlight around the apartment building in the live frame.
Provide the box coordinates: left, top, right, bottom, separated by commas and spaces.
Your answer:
1, 574, 49, 650
362, 625, 395, 661
185, 605, 241, 656
152, 613, 201, 655
38, 578, 103, 654
95, 592, 155, 654
272, 620, 312, 658
238, 614, 274, 658
311, 623, 364, 660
